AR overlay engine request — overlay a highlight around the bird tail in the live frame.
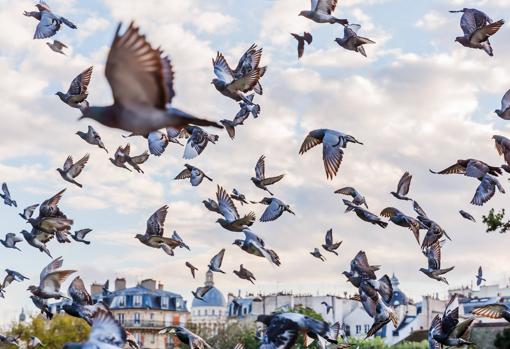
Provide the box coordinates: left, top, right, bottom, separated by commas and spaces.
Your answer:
449, 10, 465, 13
377, 221, 388, 228
482, 41, 494, 57
357, 45, 368, 57
60, 17, 77, 29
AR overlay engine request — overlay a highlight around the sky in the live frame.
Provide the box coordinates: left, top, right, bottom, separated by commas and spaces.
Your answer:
1, 0, 510, 326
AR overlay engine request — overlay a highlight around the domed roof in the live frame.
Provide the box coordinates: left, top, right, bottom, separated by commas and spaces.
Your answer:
390, 273, 409, 306
192, 271, 226, 308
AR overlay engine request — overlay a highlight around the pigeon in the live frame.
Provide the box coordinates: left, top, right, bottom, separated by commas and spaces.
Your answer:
257, 197, 295, 222
251, 155, 285, 195
70, 229, 92, 245
390, 172, 413, 201
334, 187, 368, 208
28, 189, 73, 240
135, 205, 182, 256
215, 185, 256, 232
321, 301, 333, 314
335, 24, 375, 57
76, 126, 108, 153
185, 262, 198, 279
459, 210, 476, 222
359, 280, 399, 339
146, 130, 169, 156
0, 233, 23, 251
28, 336, 44, 348
343, 200, 388, 228
125, 150, 149, 174
493, 135, 510, 172
202, 199, 221, 214
430, 158, 502, 179
233, 229, 281, 266
1, 269, 29, 297
233, 264, 256, 284
310, 248, 326, 261
220, 112, 249, 140
420, 240, 454, 285
212, 43, 266, 101
230, 189, 249, 206
298, 0, 348, 25
21, 229, 53, 258
166, 127, 185, 146
322, 228, 342, 255
420, 218, 452, 250
1, 183, 17, 207
235, 94, 260, 120
159, 326, 212, 349
428, 296, 474, 348
19, 204, 39, 221
291, 32, 313, 59
347, 251, 381, 281
47, 39, 67, 55
175, 164, 212, 187
208, 249, 226, 274
81, 22, 222, 135
57, 154, 89, 188
30, 295, 53, 319
27, 256, 76, 299
24, 1, 77, 39
380, 207, 422, 243
472, 302, 510, 322
299, 129, 363, 180
495, 91, 510, 120
57, 66, 93, 110
171, 231, 190, 250
413, 200, 428, 218
109, 144, 132, 172
62, 276, 94, 324
476, 266, 486, 286
450, 8, 504, 56
182, 126, 219, 159
471, 174, 505, 206
192, 286, 213, 302
63, 308, 127, 349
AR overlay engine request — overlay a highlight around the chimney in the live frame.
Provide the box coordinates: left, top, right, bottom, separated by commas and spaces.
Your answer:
115, 278, 126, 291
141, 279, 156, 291
91, 283, 103, 296
158, 282, 164, 290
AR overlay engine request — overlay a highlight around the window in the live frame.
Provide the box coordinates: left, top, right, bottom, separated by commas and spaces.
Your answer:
212, 309, 215, 316
197, 310, 201, 316
161, 296, 169, 309
219, 310, 222, 316
150, 334, 155, 344
355, 325, 361, 334
176, 299, 181, 308
204, 309, 208, 316
117, 313, 125, 324
134, 313, 141, 325
364, 325, 370, 334
134, 295, 142, 307
118, 296, 126, 307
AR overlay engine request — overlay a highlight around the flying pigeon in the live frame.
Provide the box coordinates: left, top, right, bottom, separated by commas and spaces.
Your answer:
56, 66, 93, 110
171, 231, 190, 250
174, 164, 212, 187
343, 200, 388, 228
459, 210, 476, 222
182, 126, 219, 159
450, 8, 504, 56
24, 1, 77, 39
233, 264, 256, 284
19, 204, 39, 221
298, 0, 348, 25
420, 218, 452, 250
495, 91, 510, 120
47, 39, 67, 55
57, 154, 89, 188
413, 200, 428, 218
476, 266, 486, 286
70, 229, 92, 245
380, 207, 422, 244
208, 249, 226, 274
21, 229, 53, 258
28, 189, 73, 241
76, 126, 108, 153
0, 233, 23, 251
215, 185, 256, 232
233, 229, 281, 266
390, 172, 413, 201
310, 248, 326, 261
192, 286, 213, 302
135, 206, 182, 256
235, 94, 260, 120
420, 240, 454, 285
81, 22, 222, 135
360, 280, 399, 338
251, 155, 285, 195
322, 228, 342, 255
27, 256, 76, 299
335, 24, 375, 57
471, 174, 505, 206
256, 197, 295, 222
299, 129, 363, 180
202, 199, 221, 214
185, 262, 198, 279
220, 111, 249, 140
30, 295, 53, 319
62, 276, 96, 324
430, 158, 502, 179
291, 32, 313, 59
159, 326, 212, 349
493, 135, 510, 172
1, 269, 29, 297
335, 187, 368, 208
109, 144, 132, 172
346, 251, 381, 283
230, 189, 249, 206
1, 183, 17, 207
472, 303, 510, 322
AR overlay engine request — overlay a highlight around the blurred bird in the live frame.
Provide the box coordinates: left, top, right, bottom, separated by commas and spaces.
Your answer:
47, 39, 67, 55
495, 91, 510, 120
27, 256, 76, 299
192, 286, 213, 302
62, 276, 95, 324
359, 281, 398, 338
0, 233, 23, 251
321, 301, 333, 314
459, 210, 476, 222
256, 197, 295, 222
185, 262, 198, 279
493, 135, 510, 172
30, 295, 53, 319
233, 229, 281, 266
251, 155, 285, 195
420, 240, 454, 285
343, 200, 388, 228
1, 183, 17, 207
473, 302, 510, 322
81, 22, 222, 135
430, 158, 502, 178
135, 206, 181, 256
231, 189, 249, 206
76, 126, 108, 153
70, 229, 92, 245
233, 264, 256, 284
24, 1, 77, 39
291, 32, 313, 59
310, 248, 326, 261
471, 174, 505, 206
390, 172, 413, 201
182, 126, 219, 159
19, 204, 39, 221
299, 129, 363, 180
476, 266, 486, 286
56, 66, 93, 110
208, 249, 226, 274
413, 200, 428, 218
322, 228, 342, 255
28, 336, 44, 348
298, 0, 348, 25
202, 199, 221, 214
380, 207, 422, 243
215, 185, 256, 232
57, 154, 89, 188
0, 334, 20, 347
1, 269, 29, 297
335, 24, 375, 57
159, 326, 211, 349
175, 164, 212, 187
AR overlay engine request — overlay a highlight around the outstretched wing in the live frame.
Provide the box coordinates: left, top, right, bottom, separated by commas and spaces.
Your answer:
67, 66, 93, 96
255, 155, 266, 180
212, 52, 234, 83
68, 154, 89, 178
146, 205, 168, 236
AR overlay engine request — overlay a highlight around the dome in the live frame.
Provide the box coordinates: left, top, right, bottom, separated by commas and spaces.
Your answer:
192, 270, 226, 308
390, 273, 409, 306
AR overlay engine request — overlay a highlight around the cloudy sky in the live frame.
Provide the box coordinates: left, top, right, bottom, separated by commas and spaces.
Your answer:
1, 0, 510, 325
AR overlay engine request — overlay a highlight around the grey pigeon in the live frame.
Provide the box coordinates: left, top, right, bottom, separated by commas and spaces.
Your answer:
236, 94, 260, 120
56, 66, 93, 110
420, 240, 454, 285
335, 24, 375, 57
126, 150, 149, 174
182, 126, 219, 159
185, 262, 198, 279
459, 210, 476, 222
420, 218, 452, 250
413, 200, 428, 218
57, 154, 89, 188
135, 205, 181, 256
81, 22, 222, 135
1, 183, 16, 207
208, 248, 226, 274
166, 127, 185, 146
1, 269, 29, 297
109, 144, 132, 172
24, 1, 77, 39
27, 189, 73, 241
76, 126, 108, 153
359, 280, 398, 339
493, 135, 510, 172
391, 172, 413, 201
495, 91, 510, 120
30, 295, 53, 319
335, 187, 368, 208
473, 303, 510, 322
175, 164, 212, 187
430, 158, 502, 179
171, 231, 190, 250
322, 228, 342, 255
159, 326, 212, 349
321, 301, 333, 314
21, 229, 53, 258
310, 247, 326, 261
299, 0, 348, 25
19, 204, 39, 221
202, 199, 221, 214
380, 207, 422, 244
450, 8, 504, 56
256, 197, 295, 222
215, 185, 255, 232
122, 130, 173, 156
233, 264, 256, 284
192, 285, 213, 302
0, 233, 23, 251
220, 109, 250, 140
299, 129, 363, 180
27, 256, 76, 300
343, 200, 388, 228
251, 155, 285, 195
47, 39, 67, 55
230, 189, 249, 205
471, 174, 505, 206
233, 229, 281, 266
428, 296, 474, 348
70, 229, 92, 245
291, 32, 313, 59
476, 266, 486, 286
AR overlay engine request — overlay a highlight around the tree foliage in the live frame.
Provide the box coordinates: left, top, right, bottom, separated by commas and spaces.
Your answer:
482, 209, 510, 234
494, 328, 510, 349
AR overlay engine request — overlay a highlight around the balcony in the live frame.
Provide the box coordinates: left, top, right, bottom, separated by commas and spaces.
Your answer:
120, 320, 169, 329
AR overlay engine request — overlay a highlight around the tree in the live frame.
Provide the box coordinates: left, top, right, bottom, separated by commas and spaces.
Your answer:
495, 328, 510, 348
482, 209, 510, 234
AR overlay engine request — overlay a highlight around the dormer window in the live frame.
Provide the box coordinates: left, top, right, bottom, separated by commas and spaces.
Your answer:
134, 295, 142, 307
161, 296, 169, 309
118, 296, 126, 307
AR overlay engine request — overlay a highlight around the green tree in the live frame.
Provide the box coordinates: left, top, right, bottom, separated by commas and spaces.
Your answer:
482, 209, 510, 234
494, 328, 510, 348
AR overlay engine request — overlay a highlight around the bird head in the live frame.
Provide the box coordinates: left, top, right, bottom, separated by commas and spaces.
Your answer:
298, 11, 307, 17
55, 92, 65, 99
495, 109, 503, 116
232, 239, 243, 247
134, 234, 144, 240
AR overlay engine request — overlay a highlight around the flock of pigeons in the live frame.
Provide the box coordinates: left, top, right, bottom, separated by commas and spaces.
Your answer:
1, 1, 510, 349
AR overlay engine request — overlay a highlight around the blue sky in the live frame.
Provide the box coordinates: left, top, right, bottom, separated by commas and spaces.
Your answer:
1, 0, 510, 325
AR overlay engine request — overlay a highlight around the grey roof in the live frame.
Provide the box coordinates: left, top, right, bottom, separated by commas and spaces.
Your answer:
191, 286, 226, 308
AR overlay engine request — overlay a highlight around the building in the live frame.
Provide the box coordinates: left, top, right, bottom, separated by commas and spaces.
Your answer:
190, 271, 227, 335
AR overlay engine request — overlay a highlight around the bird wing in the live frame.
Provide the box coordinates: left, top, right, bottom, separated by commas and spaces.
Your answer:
34, 12, 58, 39
53, 40, 68, 49
1, 183, 9, 197
40, 189, 66, 216
334, 187, 355, 197
68, 276, 92, 305
255, 155, 266, 180
42, 270, 75, 292
380, 207, 400, 218
471, 175, 497, 206
234, 44, 262, 73
322, 138, 344, 180
351, 251, 376, 279
129, 151, 149, 164
397, 171, 412, 196
427, 241, 441, 270
472, 19, 505, 41
472, 304, 508, 319
148, 131, 168, 156
210, 249, 225, 269
260, 200, 284, 222
23, 204, 39, 219
325, 228, 333, 245
430, 163, 465, 175
175, 168, 192, 180
501, 89, 510, 111
89, 309, 127, 348
159, 54, 176, 104
75, 229, 92, 239
260, 174, 285, 186
62, 156, 74, 171
39, 257, 63, 286
146, 205, 168, 236
68, 154, 89, 178
212, 52, 234, 83
6, 233, 22, 244
460, 10, 479, 35
465, 161, 488, 178
299, 133, 322, 154
105, 22, 168, 110
316, 0, 338, 14
478, 266, 483, 277
265, 317, 299, 349
67, 66, 93, 96
217, 185, 240, 220
227, 68, 263, 93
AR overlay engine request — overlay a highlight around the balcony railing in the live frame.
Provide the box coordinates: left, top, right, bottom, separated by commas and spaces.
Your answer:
120, 320, 169, 328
